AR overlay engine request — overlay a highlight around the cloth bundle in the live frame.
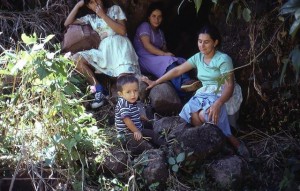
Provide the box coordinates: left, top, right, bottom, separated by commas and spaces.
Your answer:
61, 24, 100, 54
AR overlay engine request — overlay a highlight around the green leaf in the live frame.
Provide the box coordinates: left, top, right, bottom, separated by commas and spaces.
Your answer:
0, 69, 11, 75
176, 152, 185, 163
172, 164, 179, 172
194, 0, 202, 13
280, 58, 289, 85
295, 9, 300, 19
280, 0, 300, 15
289, 45, 300, 82
64, 83, 78, 95
168, 157, 176, 165
226, 1, 237, 24
53, 134, 62, 143
289, 18, 300, 39
43, 35, 55, 43
61, 138, 77, 153
36, 66, 51, 80
187, 151, 194, 157
242, 8, 251, 22
21, 33, 37, 45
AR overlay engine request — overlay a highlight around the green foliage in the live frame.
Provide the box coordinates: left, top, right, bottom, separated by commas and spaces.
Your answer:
168, 152, 186, 173
178, 0, 218, 14
0, 33, 109, 187
98, 175, 126, 191
280, 0, 300, 39
280, 45, 300, 84
194, 0, 203, 13
226, 0, 251, 23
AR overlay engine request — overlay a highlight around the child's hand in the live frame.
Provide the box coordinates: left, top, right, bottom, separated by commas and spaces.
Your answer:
140, 115, 149, 122
133, 131, 142, 141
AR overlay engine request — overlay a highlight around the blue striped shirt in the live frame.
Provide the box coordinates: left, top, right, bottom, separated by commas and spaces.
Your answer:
115, 97, 142, 133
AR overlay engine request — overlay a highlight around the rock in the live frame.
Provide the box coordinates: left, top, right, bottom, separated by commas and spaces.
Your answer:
207, 155, 243, 190
149, 82, 182, 115
134, 149, 169, 190
102, 149, 130, 177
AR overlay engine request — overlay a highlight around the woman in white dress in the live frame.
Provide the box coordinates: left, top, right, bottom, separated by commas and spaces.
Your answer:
64, 0, 140, 108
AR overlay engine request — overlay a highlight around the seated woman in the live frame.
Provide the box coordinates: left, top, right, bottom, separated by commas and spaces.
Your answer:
133, 2, 199, 99
142, 24, 249, 159
64, 0, 140, 108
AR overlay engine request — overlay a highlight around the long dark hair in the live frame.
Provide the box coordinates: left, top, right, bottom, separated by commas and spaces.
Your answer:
83, 0, 112, 9
198, 24, 222, 47
145, 2, 165, 21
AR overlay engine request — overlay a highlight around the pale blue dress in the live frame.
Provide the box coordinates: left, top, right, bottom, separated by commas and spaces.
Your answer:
77, 5, 140, 77
179, 51, 243, 136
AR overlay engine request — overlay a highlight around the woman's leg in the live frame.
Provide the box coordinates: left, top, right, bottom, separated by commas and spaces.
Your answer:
73, 54, 105, 108
190, 112, 204, 126
73, 54, 99, 86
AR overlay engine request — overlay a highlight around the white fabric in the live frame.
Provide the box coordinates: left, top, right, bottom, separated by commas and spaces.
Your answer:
195, 83, 243, 115
76, 5, 140, 77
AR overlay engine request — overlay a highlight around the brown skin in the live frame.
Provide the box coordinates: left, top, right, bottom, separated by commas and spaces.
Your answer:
118, 82, 142, 141
142, 33, 240, 149
64, 0, 127, 86
139, 8, 174, 56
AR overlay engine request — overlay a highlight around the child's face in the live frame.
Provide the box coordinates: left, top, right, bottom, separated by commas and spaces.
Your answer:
118, 82, 139, 103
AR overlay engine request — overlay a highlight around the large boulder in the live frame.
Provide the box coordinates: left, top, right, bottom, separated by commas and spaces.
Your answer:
134, 149, 169, 191
101, 149, 130, 177
153, 117, 226, 172
149, 82, 182, 116
207, 155, 244, 190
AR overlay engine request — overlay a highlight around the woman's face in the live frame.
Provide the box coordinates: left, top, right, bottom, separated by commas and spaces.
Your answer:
87, 0, 102, 9
149, 9, 163, 29
197, 33, 218, 56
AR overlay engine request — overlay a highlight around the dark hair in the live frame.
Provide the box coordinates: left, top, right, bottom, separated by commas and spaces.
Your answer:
145, 2, 165, 20
84, 0, 111, 9
116, 74, 139, 91
198, 24, 222, 47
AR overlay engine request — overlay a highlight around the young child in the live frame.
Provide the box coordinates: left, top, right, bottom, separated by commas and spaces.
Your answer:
115, 74, 144, 141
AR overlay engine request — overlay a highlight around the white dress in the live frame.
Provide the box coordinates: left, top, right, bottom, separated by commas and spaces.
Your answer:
77, 5, 140, 77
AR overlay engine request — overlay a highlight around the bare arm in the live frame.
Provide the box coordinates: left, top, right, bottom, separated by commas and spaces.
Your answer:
93, 5, 127, 36
64, 0, 85, 27
142, 61, 194, 89
140, 35, 174, 56
207, 72, 234, 124
123, 117, 142, 141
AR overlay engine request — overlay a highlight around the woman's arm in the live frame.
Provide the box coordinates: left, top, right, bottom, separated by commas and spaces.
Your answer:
94, 5, 127, 35
140, 35, 174, 56
64, 0, 85, 27
143, 62, 194, 89
208, 72, 234, 124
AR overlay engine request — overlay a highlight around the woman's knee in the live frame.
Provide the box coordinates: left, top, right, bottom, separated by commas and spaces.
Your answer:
190, 112, 203, 126
72, 54, 87, 68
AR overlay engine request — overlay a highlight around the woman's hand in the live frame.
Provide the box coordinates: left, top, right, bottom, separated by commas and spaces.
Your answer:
95, 4, 106, 17
207, 100, 222, 124
163, 52, 174, 56
141, 76, 157, 90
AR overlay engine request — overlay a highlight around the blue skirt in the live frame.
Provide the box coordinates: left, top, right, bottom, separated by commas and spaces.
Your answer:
179, 93, 232, 137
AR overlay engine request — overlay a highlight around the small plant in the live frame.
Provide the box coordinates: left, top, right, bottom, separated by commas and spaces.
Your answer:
280, 0, 300, 39
226, 0, 251, 23
0, 33, 109, 190
168, 152, 186, 173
